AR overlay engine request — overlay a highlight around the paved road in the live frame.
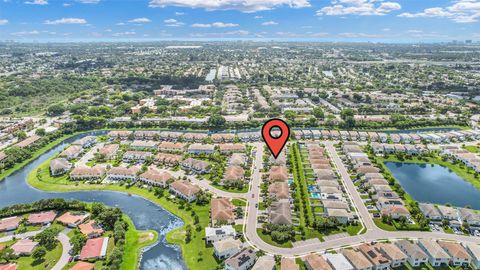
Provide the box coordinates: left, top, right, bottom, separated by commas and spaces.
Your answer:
0, 229, 44, 242
52, 229, 72, 270
241, 141, 480, 257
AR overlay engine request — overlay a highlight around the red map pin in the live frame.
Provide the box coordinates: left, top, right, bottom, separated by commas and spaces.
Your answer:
262, 118, 290, 159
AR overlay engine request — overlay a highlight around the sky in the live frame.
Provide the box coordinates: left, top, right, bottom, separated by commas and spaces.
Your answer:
0, 0, 479, 42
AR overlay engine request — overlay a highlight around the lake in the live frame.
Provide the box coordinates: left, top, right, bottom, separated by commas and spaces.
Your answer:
385, 162, 480, 209
0, 131, 187, 270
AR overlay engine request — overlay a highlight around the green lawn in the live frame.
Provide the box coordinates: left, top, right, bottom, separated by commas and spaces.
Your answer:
464, 145, 480, 153
256, 228, 293, 248
28, 158, 220, 270
373, 218, 397, 231
231, 198, 246, 206
16, 241, 63, 270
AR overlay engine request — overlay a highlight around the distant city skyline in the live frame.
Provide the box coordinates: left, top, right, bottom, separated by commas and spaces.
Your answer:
0, 0, 479, 42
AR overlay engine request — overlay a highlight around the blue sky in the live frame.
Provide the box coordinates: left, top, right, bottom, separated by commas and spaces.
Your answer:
0, 0, 479, 42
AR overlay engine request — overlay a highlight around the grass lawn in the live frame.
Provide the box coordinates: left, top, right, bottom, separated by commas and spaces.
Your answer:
346, 224, 363, 236
373, 218, 397, 231
231, 198, 246, 206
28, 158, 220, 270
464, 145, 480, 153
212, 183, 249, 193
256, 228, 293, 248
121, 215, 158, 270
16, 241, 63, 270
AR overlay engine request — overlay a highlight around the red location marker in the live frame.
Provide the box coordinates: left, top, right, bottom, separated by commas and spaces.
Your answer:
262, 118, 290, 159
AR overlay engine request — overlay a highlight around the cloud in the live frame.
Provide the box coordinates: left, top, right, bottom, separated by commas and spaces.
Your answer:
338, 32, 382, 38
11, 30, 40, 36
44, 18, 87, 25
164, 18, 184, 26
25, 0, 47, 5
63, 3, 71, 6
398, 0, 480, 23
0, 19, 8, 25
190, 29, 250, 37
116, 22, 126, 26
149, 0, 311, 13
175, 12, 184, 15
262, 20, 278, 25
128, 17, 152, 23
317, 0, 401, 16
112, 31, 136, 37
254, 16, 263, 19
191, 22, 238, 28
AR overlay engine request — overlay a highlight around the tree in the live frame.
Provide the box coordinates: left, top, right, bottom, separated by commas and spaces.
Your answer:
16, 131, 27, 140
340, 108, 354, 120
35, 128, 46, 136
91, 202, 106, 217
313, 107, 324, 119
70, 233, 87, 255
0, 247, 16, 262
32, 246, 47, 261
36, 228, 57, 250
47, 103, 65, 116
208, 114, 226, 129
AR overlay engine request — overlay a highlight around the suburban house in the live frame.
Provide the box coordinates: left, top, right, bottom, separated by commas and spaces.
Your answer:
158, 142, 186, 152
212, 133, 235, 143
325, 208, 352, 224
324, 253, 354, 270
138, 168, 172, 187
70, 262, 95, 270
418, 239, 450, 267
0, 263, 17, 270
269, 199, 292, 225
73, 136, 97, 148
268, 181, 290, 200
169, 180, 201, 202
395, 240, 428, 267
122, 151, 153, 163
222, 165, 245, 184
224, 248, 257, 270
27, 211, 56, 225
70, 165, 106, 181
437, 205, 459, 220
229, 153, 246, 167
419, 203, 442, 221
213, 237, 243, 260
98, 144, 119, 160
57, 211, 90, 228
11, 239, 38, 256
341, 249, 373, 270
15, 135, 41, 148
187, 144, 215, 154
211, 198, 235, 226
437, 240, 471, 267
154, 153, 182, 166
281, 257, 299, 270
463, 242, 480, 269
107, 130, 132, 140
218, 144, 246, 153
377, 243, 408, 267
181, 158, 211, 174
268, 166, 288, 182
357, 243, 391, 270
79, 220, 104, 239
205, 225, 236, 244
458, 208, 480, 226
59, 145, 83, 160
0, 216, 22, 232
79, 237, 109, 261
50, 158, 72, 176
252, 255, 275, 270
106, 166, 140, 181
130, 140, 158, 150
303, 254, 333, 270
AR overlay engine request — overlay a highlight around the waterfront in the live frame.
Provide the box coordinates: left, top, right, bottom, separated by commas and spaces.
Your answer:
0, 131, 187, 270
385, 162, 480, 209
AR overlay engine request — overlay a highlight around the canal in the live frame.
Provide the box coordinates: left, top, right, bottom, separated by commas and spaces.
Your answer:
0, 131, 187, 270
385, 162, 480, 209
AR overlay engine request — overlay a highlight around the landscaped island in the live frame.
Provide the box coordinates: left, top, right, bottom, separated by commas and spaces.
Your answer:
0, 198, 157, 270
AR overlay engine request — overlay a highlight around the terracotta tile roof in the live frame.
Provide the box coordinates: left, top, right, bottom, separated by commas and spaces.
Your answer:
70, 262, 94, 270
11, 239, 38, 255
268, 181, 289, 200
79, 220, 104, 237
213, 237, 242, 253
378, 243, 408, 261
0, 264, 16, 270
99, 144, 119, 156
341, 249, 373, 269
79, 237, 109, 260
139, 168, 173, 184
281, 257, 299, 270
170, 180, 201, 197
438, 241, 471, 260
70, 165, 106, 178
57, 211, 89, 226
59, 145, 83, 158
0, 216, 21, 231
304, 254, 332, 270
211, 198, 234, 224
154, 153, 182, 163
218, 143, 246, 152
223, 165, 245, 182
15, 135, 40, 148
107, 166, 140, 176
27, 211, 56, 224
268, 166, 288, 182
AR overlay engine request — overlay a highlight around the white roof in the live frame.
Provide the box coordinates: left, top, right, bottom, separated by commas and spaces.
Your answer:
205, 225, 235, 237
323, 253, 354, 270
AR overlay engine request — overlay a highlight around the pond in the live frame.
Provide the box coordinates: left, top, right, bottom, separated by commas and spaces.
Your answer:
0, 131, 187, 270
385, 162, 480, 209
